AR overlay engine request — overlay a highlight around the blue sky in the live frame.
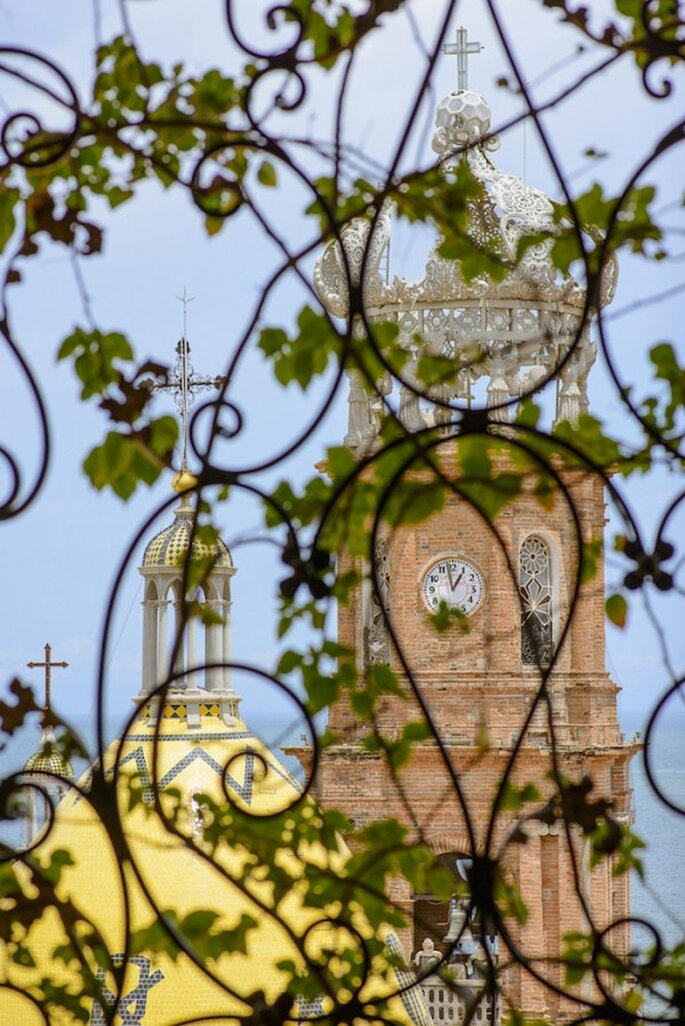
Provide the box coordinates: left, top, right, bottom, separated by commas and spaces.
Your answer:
0, 0, 683, 754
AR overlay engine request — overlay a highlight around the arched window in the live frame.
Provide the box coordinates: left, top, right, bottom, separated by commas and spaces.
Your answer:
365, 537, 390, 665
520, 535, 553, 666
412, 852, 499, 986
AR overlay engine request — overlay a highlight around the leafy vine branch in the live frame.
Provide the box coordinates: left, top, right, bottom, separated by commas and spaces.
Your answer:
0, 3, 683, 1026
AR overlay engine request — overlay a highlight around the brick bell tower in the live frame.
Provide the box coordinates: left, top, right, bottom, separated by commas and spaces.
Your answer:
305, 79, 638, 1023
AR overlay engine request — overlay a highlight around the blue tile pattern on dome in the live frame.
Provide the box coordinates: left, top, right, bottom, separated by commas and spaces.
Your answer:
90, 955, 164, 1026
76, 744, 302, 806
142, 509, 232, 569
297, 996, 325, 1021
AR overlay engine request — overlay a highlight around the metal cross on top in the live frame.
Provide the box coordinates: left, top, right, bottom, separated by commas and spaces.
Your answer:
27, 643, 69, 713
443, 26, 484, 92
150, 288, 226, 470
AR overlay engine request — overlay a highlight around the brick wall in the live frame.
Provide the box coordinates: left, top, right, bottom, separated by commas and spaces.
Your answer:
307, 447, 637, 1022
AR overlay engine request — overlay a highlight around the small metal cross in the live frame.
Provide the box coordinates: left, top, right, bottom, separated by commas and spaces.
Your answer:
443, 26, 484, 92
26, 643, 69, 713
149, 289, 226, 470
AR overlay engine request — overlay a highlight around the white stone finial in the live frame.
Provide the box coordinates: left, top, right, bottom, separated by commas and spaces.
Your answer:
432, 90, 495, 156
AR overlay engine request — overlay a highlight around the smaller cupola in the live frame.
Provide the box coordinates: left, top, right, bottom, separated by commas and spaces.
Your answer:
22, 643, 74, 846
138, 471, 237, 728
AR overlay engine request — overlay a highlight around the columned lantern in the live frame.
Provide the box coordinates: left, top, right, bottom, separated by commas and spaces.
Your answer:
138, 470, 238, 727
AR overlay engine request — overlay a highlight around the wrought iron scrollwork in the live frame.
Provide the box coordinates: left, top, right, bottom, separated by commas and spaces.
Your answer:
0, 4, 683, 1026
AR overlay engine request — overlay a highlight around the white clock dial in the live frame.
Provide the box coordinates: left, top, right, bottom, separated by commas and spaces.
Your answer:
421, 557, 485, 616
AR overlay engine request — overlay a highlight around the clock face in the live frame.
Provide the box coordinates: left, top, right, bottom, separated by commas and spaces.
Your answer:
421, 557, 485, 616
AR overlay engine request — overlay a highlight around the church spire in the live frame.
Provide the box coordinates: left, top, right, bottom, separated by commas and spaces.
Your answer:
137, 301, 237, 727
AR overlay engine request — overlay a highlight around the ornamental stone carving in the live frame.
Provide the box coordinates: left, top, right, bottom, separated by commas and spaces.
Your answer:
432, 89, 500, 155
313, 86, 616, 450
313, 201, 393, 318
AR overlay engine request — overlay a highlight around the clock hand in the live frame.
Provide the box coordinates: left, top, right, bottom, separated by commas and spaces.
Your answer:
446, 564, 456, 591
450, 569, 465, 593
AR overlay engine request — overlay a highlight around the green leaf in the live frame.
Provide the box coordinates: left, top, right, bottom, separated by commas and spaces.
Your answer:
457, 435, 492, 478
0, 187, 20, 253
605, 593, 628, 628
514, 399, 541, 428
428, 600, 469, 634
257, 160, 277, 187
12, 944, 36, 967
0, 678, 40, 737
57, 327, 134, 399
106, 186, 134, 209
459, 472, 522, 521
40, 849, 75, 886
83, 421, 176, 500
180, 909, 219, 936
383, 478, 446, 526
581, 538, 603, 583
499, 781, 542, 812
257, 308, 341, 390
554, 413, 622, 466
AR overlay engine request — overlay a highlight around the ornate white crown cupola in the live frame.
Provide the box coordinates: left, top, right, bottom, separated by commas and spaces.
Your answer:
313, 29, 617, 450
138, 293, 236, 728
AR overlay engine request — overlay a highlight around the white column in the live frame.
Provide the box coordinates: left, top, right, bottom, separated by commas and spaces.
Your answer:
205, 601, 222, 691
172, 598, 186, 688
142, 599, 158, 694
25, 791, 38, 848
157, 599, 169, 686
221, 601, 232, 691
187, 610, 198, 688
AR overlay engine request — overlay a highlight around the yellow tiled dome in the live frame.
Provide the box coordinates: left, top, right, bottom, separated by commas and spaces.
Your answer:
7, 708, 429, 1026
23, 748, 73, 779
142, 506, 232, 569
23, 729, 74, 780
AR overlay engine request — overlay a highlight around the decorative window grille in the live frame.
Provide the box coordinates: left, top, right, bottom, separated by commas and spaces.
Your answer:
420, 979, 499, 1026
366, 537, 391, 664
519, 535, 553, 666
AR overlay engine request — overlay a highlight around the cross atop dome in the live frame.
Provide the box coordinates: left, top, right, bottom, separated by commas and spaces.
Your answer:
23, 643, 73, 845
26, 642, 68, 719
442, 26, 483, 92
149, 289, 226, 474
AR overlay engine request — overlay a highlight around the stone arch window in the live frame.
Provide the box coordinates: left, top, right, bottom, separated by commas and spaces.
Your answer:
412, 851, 500, 1026
412, 853, 493, 959
519, 534, 553, 666
364, 536, 391, 665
